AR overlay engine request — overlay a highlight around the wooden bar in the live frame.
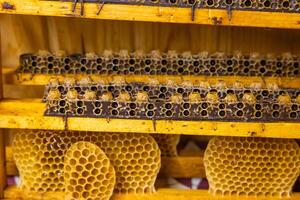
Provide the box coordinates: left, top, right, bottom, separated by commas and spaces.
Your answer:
0, 51, 5, 198
0, 30, 6, 199
13, 72, 300, 89
0, 0, 300, 29
0, 133, 5, 199
5, 147, 17, 176
159, 156, 205, 178
0, 99, 65, 130
4, 186, 300, 200
0, 99, 300, 138
6, 161, 17, 176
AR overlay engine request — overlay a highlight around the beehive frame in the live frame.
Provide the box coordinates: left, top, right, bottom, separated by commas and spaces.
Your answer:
43, 78, 300, 122
0, 1, 300, 198
19, 51, 300, 77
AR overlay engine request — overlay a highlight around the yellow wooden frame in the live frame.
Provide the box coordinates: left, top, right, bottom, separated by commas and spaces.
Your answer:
12, 72, 300, 89
4, 186, 300, 200
0, 99, 300, 138
0, 30, 6, 199
1, 1, 300, 199
0, 0, 300, 29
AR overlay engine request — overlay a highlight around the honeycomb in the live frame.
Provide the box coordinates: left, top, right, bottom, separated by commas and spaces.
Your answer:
92, 132, 161, 193
204, 137, 300, 197
64, 142, 115, 200
12, 130, 67, 193
152, 134, 180, 157
13, 130, 161, 194
20, 51, 300, 77
44, 78, 300, 122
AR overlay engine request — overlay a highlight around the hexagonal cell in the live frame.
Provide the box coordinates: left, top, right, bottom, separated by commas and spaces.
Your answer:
64, 141, 115, 200
92, 133, 161, 194
13, 130, 161, 195
204, 136, 300, 197
12, 130, 73, 193
20, 51, 300, 77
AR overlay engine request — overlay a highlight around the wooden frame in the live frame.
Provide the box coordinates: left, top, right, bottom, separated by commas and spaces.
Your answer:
1, 1, 300, 200
12, 72, 300, 89
0, 99, 300, 138
4, 186, 300, 200
0, 29, 6, 199
0, 0, 300, 29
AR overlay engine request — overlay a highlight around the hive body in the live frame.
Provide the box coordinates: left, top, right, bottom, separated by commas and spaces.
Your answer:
13, 130, 161, 194
64, 142, 115, 200
204, 137, 300, 197
152, 134, 180, 157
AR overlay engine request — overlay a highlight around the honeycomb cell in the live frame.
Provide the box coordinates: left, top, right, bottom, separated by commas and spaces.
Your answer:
20, 51, 300, 77
117, 92, 131, 102
101, 92, 113, 101
84, 90, 97, 100
136, 91, 149, 102
206, 91, 219, 103
13, 130, 161, 194
64, 142, 115, 200
12, 130, 70, 193
189, 92, 202, 103
47, 88, 61, 100
66, 89, 78, 100
151, 134, 180, 156
204, 137, 300, 197
93, 133, 161, 194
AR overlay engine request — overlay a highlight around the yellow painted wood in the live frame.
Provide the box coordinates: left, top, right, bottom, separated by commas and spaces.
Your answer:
0, 32, 6, 199
0, 133, 5, 198
0, 99, 64, 130
1, 0, 300, 29
159, 156, 205, 178
3, 67, 44, 98
4, 186, 300, 200
5, 147, 12, 163
2, 67, 17, 85
13, 72, 300, 89
6, 161, 17, 177
0, 99, 300, 138
68, 117, 300, 138
5, 147, 17, 176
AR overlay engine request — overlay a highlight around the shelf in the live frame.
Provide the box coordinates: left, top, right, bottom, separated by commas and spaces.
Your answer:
1, 99, 300, 138
4, 67, 300, 89
4, 186, 300, 200
0, 99, 64, 130
14, 74, 300, 88
1, 0, 300, 29
4, 146, 206, 177
159, 156, 205, 178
